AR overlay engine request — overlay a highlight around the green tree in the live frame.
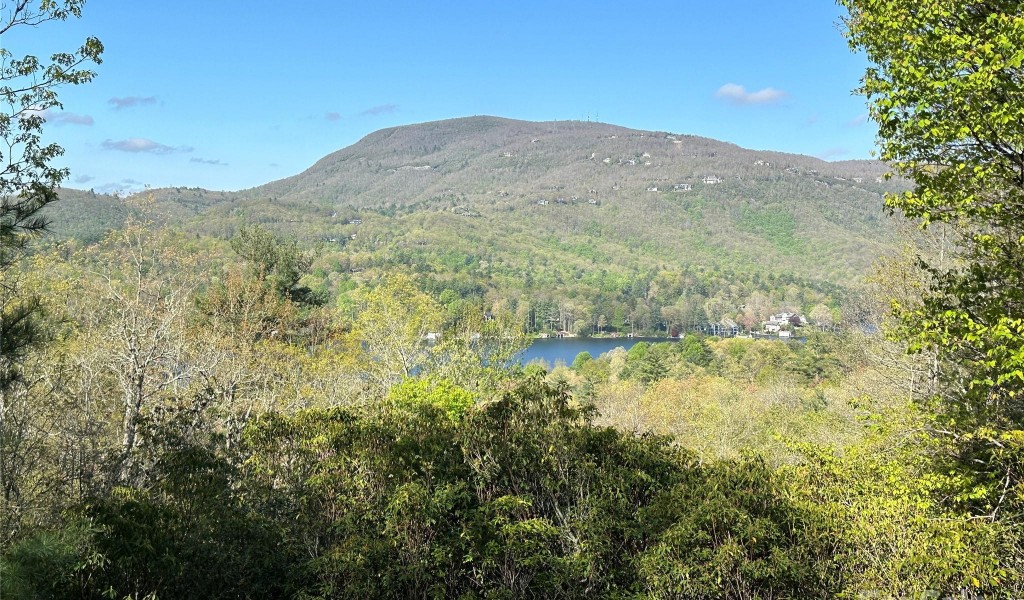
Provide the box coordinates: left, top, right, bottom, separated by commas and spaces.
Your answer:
679, 334, 714, 368
1, 2, 102, 391
571, 351, 593, 371
841, 0, 1024, 575
0, 2, 102, 267
230, 224, 316, 303
353, 274, 443, 389
635, 350, 668, 384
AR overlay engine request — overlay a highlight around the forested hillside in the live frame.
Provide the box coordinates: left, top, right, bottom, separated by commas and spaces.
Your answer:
5, 1, 1024, 598
46, 117, 907, 337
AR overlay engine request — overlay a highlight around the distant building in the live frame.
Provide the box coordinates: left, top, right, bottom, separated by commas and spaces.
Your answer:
763, 312, 807, 334
702, 175, 723, 185
708, 318, 739, 337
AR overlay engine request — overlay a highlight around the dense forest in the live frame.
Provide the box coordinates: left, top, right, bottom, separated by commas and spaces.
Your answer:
3, 1, 1024, 599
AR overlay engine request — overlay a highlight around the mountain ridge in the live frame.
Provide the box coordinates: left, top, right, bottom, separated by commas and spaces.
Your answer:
231, 116, 893, 211
49, 117, 903, 313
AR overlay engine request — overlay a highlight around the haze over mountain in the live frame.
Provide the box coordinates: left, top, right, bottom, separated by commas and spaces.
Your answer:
50, 116, 903, 299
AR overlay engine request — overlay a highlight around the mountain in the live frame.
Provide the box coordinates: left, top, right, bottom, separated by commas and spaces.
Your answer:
46, 116, 906, 330
239, 116, 893, 214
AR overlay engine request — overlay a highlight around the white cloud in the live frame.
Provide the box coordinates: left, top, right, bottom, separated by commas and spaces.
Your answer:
20, 107, 94, 125
190, 157, 227, 166
102, 138, 193, 154
45, 109, 94, 125
108, 96, 158, 110
94, 181, 144, 196
360, 103, 399, 116
714, 83, 786, 106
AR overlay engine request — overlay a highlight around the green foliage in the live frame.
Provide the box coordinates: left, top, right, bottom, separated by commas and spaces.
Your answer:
353, 273, 443, 387
634, 348, 668, 384
790, 408, 1011, 596
679, 334, 714, 367
230, 224, 316, 302
388, 376, 473, 423
841, 0, 1024, 551
737, 206, 804, 254
637, 457, 835, 599
0, 523, 97, 600
570, 350, 592, 371
3, 427, 291, 599
4, 375, 880, 599
1, 2, 102, 269
0, 2, 101, 396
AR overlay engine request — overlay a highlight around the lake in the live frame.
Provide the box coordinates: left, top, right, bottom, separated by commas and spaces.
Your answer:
515, 336, 678, 367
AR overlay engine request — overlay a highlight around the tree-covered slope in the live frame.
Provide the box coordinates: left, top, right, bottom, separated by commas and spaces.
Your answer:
47, 117, 906, 330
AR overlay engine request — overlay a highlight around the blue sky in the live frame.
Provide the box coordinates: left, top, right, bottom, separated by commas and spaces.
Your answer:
21, 1, 877, 193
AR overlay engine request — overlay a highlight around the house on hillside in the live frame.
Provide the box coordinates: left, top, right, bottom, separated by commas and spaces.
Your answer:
764, 312, 807, 334
702, 175, 723, 185
708, 318, 739, 337
673, 183, 693, 191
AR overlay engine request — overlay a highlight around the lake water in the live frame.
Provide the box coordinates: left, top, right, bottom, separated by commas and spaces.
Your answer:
515, 337, 678, 367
